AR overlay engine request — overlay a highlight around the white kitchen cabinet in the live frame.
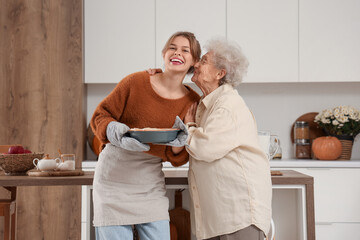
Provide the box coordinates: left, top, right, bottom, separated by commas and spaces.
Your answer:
84, 0, 155, 83
227, 0, 298, 83
299, 0, 360, 82
316, 223, 360, 240
84, 0, 360, 84
275, 167, 360, 240
292, 168, 360, 222
155, 0, 226, 83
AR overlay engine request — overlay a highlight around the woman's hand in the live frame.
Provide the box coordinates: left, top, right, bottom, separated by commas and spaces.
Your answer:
171, 146, 184, 155
146, 68, 163, 75
185, 102, 197, 124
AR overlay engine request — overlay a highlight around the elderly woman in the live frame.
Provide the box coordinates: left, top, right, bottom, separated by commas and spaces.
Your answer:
184, 38, 272, 240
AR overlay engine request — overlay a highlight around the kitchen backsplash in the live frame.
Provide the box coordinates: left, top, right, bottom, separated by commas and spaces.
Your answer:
85, 82, 360, 161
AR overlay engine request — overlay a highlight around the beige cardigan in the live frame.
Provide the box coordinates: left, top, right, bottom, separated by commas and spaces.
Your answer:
186, 84, 272, 239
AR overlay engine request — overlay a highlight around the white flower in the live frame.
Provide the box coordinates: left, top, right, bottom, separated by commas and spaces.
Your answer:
314, 106, 360, 136
349, 113, 357, 120
348, 107, 355, 115
342, 106, 349, 115
355, 112, 360, 121
338, 116, 349, 123
322, 118, 331, 124
323, 110, 331, 118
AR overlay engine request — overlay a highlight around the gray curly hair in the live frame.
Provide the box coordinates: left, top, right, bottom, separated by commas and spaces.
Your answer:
204, 38, 249, 87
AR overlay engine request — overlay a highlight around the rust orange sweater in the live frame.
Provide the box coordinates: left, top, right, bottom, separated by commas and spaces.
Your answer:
90, 71, 200, 166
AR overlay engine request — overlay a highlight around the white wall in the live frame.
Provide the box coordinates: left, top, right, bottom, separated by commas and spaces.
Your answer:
85, 82, 360, 161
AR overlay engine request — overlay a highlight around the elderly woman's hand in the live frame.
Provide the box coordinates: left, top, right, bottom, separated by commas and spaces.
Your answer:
185, 102, 197, 124
146, 68, 163, 75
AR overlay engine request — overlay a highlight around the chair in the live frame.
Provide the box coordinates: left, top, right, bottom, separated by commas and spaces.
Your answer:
265, 218, 275, 240
0, 187, 16, 240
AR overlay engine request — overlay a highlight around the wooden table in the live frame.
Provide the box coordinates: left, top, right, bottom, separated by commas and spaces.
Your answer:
0, 171, 94, 204
0, 171, 93, 240
0, 170, 315, 240
0, 171, 94, 205
271, 170, 315, 240
0, 172, 94, 187
163, 169, 315, 240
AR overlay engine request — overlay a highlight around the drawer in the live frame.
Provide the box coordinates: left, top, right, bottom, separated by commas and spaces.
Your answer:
316, 223, 360, 240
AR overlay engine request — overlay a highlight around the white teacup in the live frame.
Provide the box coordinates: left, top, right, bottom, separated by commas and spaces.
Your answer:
258, 131, 280, 160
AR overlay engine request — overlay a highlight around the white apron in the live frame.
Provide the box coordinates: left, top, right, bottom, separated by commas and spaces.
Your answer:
93, 144, 169, 226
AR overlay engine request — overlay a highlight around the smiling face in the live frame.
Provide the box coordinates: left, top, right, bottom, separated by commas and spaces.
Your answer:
191, 52, 226, 95
163, 36, 195, 74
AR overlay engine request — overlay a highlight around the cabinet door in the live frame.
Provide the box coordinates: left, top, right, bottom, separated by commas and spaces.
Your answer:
85, 0, 155, 83
316, 223, 360, 240
156, 0, 226, 83
299, 0, 360, 82
292, 168, 360, 222
227, 0, 298, 83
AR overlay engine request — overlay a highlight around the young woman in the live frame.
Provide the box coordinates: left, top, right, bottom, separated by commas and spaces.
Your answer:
90, 32, 201, 240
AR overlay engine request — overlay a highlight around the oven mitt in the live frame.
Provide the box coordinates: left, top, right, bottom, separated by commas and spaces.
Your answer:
106, 121, 150, 152
163, 116, 188, 147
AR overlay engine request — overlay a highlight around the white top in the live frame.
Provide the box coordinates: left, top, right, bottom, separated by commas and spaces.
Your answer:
186, 84, 272, 239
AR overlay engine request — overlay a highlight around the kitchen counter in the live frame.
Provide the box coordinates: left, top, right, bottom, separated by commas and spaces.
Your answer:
83, 159, 360, 170
270, 159, 360, 168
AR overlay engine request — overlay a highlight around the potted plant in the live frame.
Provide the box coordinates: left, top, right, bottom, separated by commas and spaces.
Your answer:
314, 106, 360, 160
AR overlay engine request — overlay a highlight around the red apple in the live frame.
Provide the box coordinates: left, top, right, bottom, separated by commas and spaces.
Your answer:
24, 149, 32, 154
8, 146, 25, 154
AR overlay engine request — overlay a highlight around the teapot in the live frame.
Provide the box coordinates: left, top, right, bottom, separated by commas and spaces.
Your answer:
33, 154, 61, 171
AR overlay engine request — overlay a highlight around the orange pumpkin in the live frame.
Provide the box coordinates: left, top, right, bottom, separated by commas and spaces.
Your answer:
312, 136, 342, 160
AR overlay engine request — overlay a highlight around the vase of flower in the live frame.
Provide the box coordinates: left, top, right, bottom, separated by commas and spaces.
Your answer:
314, 106, 360, 160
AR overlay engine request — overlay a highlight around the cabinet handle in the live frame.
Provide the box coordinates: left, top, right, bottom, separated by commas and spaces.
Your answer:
316, 222, 333, 225
306, 168, 331, 170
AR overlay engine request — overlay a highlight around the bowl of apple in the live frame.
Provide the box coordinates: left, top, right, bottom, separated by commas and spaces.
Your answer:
0, 145, 43, 175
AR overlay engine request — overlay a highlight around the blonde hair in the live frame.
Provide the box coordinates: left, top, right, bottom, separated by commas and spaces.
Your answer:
205, 38, 249, 86
162, 31, 201, 74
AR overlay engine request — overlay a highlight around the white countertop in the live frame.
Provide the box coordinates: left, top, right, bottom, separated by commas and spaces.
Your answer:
82, 159, 360, 179
270, 159, 360, 168
83, 159, 360, 170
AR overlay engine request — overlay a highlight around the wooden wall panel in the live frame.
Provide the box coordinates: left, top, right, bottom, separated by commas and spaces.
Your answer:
0, 0, 84, 239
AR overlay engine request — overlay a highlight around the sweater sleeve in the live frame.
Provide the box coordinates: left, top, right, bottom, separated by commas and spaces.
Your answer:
165, 147, 189, 167
90, 75, 132, 142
